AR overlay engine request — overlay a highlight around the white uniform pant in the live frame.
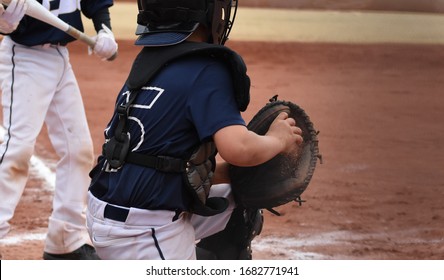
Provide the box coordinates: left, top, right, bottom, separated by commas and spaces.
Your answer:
87, 184, 236, 260
0, 36, 94, 253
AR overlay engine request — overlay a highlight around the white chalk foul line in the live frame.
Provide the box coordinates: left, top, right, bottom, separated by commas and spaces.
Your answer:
29, 155, 55, 190
0, 232, 47, 245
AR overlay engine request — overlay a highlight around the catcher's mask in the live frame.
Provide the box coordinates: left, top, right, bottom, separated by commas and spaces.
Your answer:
135, 0, 238, 46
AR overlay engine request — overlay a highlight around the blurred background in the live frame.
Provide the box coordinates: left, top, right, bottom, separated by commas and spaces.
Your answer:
99, 0, 444, 44
240, 0, 444, 13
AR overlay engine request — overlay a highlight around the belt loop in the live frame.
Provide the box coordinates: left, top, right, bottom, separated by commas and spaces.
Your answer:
104, 204, 130, 222
172, 210, 182, 222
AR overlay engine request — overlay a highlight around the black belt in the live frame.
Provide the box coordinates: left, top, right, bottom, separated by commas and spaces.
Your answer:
103, 204, 182, 222
104, 204, 129, 222
48, 42, 68, 46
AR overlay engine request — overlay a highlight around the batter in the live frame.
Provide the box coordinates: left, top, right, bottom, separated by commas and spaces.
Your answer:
0, 0, 117, 259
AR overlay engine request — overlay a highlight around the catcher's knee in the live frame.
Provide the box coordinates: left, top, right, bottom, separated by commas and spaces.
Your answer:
196, 207, 263, 260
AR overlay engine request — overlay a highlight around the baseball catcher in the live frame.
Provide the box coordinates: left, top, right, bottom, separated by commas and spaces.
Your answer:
86, 0, 312, 261
229, 95, 322, 214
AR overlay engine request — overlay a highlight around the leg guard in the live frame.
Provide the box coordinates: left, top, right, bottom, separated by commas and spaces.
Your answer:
196, 207, 263, 260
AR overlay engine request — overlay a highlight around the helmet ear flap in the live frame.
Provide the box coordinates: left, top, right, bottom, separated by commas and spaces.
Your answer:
209, 0, 236, 45
210, 0, 224, 44
208, 0, 227, 45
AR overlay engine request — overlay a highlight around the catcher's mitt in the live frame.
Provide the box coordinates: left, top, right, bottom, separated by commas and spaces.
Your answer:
229, 95, 322, 212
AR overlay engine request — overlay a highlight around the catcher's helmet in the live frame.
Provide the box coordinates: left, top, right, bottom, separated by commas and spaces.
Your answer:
135, 0, 238, 46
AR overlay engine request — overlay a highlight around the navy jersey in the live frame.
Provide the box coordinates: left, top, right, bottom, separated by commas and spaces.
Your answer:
10, 0, 113, 46
89, 55, 246, 211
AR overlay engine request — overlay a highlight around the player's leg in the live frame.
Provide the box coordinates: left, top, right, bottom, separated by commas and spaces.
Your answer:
87, 192, 197, 259
192, 184, 263, 260
196, 206, 263, 259
0, 40, 58, 238
191, 184, 236, 239
42, 46, 95, 256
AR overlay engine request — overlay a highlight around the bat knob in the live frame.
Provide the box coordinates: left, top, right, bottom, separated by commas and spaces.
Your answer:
107, 51, 118, 61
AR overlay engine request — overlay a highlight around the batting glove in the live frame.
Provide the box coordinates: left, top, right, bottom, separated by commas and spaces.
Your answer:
92, 23, 118, 60
0, 0, 28, 34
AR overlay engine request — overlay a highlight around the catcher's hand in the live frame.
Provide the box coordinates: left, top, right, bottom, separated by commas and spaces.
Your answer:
266, 109, 303, 154
229, 95, 322, 213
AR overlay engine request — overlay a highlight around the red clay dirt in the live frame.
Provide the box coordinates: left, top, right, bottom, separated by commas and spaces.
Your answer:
1, 1, 444, 260
2, 39, 444, 260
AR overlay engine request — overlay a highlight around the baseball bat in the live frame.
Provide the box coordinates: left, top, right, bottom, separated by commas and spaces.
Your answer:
2, 0, 117, 61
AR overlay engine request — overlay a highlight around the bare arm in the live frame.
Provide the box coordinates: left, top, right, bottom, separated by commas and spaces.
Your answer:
213, 112, 303, 167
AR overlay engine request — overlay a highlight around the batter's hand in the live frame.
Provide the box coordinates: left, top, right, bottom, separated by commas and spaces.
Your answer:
0, 0, 28, 34
91, 23, 118, 60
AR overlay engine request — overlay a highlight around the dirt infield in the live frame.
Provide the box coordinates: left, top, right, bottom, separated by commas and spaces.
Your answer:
1, 2, 444, 260
2, 39, 444, 260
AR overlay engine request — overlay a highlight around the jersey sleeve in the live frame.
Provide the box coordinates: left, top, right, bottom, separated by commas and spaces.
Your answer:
81, 0, 114, 19
186, 59, 246, 142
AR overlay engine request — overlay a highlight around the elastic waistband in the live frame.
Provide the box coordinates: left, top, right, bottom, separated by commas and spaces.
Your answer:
87, 191, 183, 226
1, 36, 67, 49
41, 42, 68, 49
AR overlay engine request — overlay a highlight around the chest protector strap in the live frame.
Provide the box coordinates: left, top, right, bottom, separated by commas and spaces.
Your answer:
103, 42, 250, 216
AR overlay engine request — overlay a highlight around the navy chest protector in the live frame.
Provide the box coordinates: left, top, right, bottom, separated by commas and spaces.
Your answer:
103, 42, 250, 216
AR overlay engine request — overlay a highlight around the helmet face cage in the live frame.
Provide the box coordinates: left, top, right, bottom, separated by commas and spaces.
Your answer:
211, 0, 238, 45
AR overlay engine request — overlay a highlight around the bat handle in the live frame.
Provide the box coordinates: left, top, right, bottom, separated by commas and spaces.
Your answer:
66, 26, 117, 61
67, 26, 96, 47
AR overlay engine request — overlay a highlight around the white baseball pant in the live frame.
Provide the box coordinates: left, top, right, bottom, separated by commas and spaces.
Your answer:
0, 36, 94, 253
87, 183, 236, 260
